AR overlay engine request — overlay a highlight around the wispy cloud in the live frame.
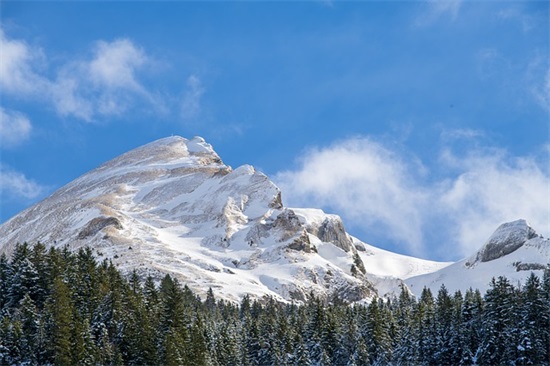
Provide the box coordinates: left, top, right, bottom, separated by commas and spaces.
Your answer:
0, 107, 32, 148
524, 53, 550, 112
438, 147, 550, 256
181, 74, 205, 120
498, 7, 536, 33
275, 135, 550, 259
0, 29, 161, 122
89, 39, 147, 91
415, 0, 463, 26
0, 29, 48, 96
52, 38, 156, 120
440, 128, 484, 142
276, 137, 428, 255
0, 164, 46, 200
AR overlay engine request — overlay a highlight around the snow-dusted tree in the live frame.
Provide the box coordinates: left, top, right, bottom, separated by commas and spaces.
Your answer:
516, 272, 547, 365
478, 276, 517, 365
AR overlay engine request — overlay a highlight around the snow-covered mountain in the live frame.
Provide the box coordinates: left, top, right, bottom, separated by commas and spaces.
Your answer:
406, 219, 550, 296
0, 136, 546, 302
0, 136, 446, 302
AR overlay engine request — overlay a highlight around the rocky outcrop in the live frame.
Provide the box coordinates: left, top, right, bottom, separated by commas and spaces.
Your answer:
77, 216, 123, 239
513, 262, 548, 272
245, 209, 314, 252
474, 220, 538, 263
287, 230, 313, 253
307, 216, 353, 252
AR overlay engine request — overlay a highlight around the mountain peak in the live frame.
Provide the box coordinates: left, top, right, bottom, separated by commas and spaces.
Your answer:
471, 219, 538, 264
148, 135, 213, 154
95, 135, 223, 172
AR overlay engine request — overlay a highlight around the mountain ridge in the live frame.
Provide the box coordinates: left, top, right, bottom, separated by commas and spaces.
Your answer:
0, 136, 547, 301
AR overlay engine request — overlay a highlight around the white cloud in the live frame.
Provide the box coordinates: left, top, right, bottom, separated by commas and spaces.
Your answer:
438, 148, 550, 255
0, 29, 47, 96
0, 164, 46, 200
275, 138, 428, 254
181, 75, 205, 120
88, 39, 147, 92
0, 107, 32, 148
51, 38, 152, 120
50, 74, 94, 121
275, 137, 550, 259
0, 29, 159, 122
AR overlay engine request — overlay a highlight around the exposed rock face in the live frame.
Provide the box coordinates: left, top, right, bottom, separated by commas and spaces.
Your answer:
78, 217, 123, 239
475, 219, 538, 263
287, 230, 312, 253
307, 216, 353, 252
514, 262, 547, 272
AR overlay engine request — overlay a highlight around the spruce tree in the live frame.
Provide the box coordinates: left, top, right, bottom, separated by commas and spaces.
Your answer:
433, 285, 454, 364
48, 277, 74, 366
479, 276, 516, 365
516, 272, 547, 365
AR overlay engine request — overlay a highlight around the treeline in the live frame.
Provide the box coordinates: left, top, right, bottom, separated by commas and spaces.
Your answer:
0, 243, 549, 366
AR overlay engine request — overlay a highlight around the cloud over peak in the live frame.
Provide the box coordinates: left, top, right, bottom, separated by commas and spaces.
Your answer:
276, 137, 428, 254
275, 135, 550, 260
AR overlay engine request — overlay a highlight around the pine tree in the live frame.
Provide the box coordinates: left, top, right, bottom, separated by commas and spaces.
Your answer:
411, 288, 432, 364
433, 285, 454, 364
29, 242, 50, 308
15, 293, 41, 364
0, 317, 24, 365
542, 267, 550, 365
48, 277, 74, 366
7, 243, 40, 309
365, 298, 392, 365
459, 288, 483, 364
187, 315, 209, 366
162, 327, 186, 366
448, 290, 464, 365
291, 331, 311, 366
0, 253, 10, 312
479, 276, 517, 365
393, 285, 415, 365
71, 315, 98, 365
516, 272, 546, 365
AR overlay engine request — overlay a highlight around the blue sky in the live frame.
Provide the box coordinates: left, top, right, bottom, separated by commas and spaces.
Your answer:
1, 1, 548, 261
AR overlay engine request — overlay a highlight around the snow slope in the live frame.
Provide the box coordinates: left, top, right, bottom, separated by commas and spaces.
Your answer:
406, 220, 550, 296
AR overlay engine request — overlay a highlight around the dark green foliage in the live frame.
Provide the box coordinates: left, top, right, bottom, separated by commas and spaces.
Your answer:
0, 242, 548, 365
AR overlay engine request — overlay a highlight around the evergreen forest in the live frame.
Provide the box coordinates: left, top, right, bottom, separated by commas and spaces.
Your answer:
0, 243, 549, 365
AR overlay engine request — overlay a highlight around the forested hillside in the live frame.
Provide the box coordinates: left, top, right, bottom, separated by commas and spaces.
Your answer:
1, 243, 548, 365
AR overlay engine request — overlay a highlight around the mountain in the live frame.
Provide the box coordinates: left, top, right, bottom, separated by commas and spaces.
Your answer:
406, 219, 550, 296
0, 136, 546, 302
0, 136, 446, 302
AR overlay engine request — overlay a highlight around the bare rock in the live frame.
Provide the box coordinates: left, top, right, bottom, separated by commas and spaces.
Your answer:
476, 219, 538, 263
78, 217, 123, 239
